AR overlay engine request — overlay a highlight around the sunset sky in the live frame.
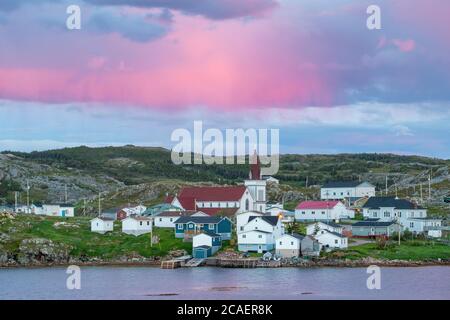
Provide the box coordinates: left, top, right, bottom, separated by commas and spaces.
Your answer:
1, 0, 449, 157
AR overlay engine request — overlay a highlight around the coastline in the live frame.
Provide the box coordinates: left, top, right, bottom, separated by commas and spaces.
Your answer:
1, 257, 449, 269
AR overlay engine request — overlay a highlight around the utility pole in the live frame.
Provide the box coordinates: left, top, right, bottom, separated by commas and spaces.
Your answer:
26, 181, 30, 213
83, 199, 86, 216
428, 173, 432, 200
65, 184, 68, 204
14, 191, 18, 213
395, 183, 398, 198
420, 183, 423, 202
398, 221, 401, 246
306, 176, 308, 188
385, 176, 388, 196
98, 192, 102, 217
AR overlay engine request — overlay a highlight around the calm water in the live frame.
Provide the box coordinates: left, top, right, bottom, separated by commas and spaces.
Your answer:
0, 266, 449, 300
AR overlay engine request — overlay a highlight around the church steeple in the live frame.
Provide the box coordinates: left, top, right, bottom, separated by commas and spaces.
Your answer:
249, 150, 261, 180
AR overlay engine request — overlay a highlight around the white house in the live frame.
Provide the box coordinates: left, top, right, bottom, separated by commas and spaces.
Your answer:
306, 221, 344, 236
362, 197, 441, 236
295, 200, 353, 222
236, 211, 266, 234
122, 216, 152, 236
154, 210, 208, 228
90, 217, 114, 234
238, 215, 284, 252
193, 232, 222, 252
321, 181, 375, 200
275, 233, 303, 258
315, 229, 348, 249
36, 204, 75, 217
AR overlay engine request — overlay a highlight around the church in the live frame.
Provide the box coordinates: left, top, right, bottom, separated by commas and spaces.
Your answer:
164, 152, 267, 216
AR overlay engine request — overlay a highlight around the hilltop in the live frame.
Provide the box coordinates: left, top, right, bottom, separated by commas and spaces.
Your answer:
0, 146, 449, 215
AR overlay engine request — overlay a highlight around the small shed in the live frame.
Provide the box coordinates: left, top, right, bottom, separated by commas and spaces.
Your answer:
193, 246, 212, 259
122, 215, 152, 236
90, 217, 114, 234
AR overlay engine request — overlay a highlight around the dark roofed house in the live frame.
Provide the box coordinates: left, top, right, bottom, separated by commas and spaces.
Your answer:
175, 216, 232, 240
352, 220, 400, 238
321, 181, 375, 200
248, 215, 280, 226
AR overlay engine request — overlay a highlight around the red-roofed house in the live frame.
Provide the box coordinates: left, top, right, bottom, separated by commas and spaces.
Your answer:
165, 186, 255, 217
295, 200, 353, 222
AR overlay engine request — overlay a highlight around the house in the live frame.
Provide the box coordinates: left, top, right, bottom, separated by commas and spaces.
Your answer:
122, 215, 152, 236
90, 217, 114, 234
238, 215, 284, 253
236, 211, 267, 234
275, 233, 303, 258
174, 216, 232, 240
166, 186, 255, 217
154, 210, 208, 228
36, 204, 75, 217
314, 229, 348, 249
142, 203, 182, 217
116, 205, 147, 220
306, 221, 344, 236
301, 236, 321, 257
321, 181, 375, 200
352, 220, 400, 238
404, 218, 442, 238
295, 200, 353, 222
192, 232, 222, 258
362, 197, 441, 235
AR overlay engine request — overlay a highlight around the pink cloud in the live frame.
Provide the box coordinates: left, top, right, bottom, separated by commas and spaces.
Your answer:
392, 39, 416, 52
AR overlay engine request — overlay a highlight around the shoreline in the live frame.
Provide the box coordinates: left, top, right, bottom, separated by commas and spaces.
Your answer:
1, 258, 449, 270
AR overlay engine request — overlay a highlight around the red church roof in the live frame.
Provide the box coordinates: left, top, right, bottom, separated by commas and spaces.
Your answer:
296, 200, 341, 210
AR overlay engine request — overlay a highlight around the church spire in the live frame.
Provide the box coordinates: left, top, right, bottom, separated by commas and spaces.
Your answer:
249, 150, 261, 180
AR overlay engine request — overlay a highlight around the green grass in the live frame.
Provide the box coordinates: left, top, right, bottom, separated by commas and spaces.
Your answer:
329, 241, 450, 261
0, 215, 191, 259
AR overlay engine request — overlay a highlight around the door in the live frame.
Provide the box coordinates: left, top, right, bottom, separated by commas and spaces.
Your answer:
258, 245, 263, 253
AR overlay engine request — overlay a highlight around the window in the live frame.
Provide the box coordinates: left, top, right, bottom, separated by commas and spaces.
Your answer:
340, 192, 343, 196
170, 218, 173, 222
335, 239, 338, 244
140, 221, 143, 226
209, 224, 214, 230
410, 222, 414, 228
242, 234, 246, 239
333, 192, 336, 196
258, 189, 264, 201
302, 211, 305, 215
240, 226, 244, 231
279, 241, 282, 245
291, 241, 294, 245
147, 221, 150, 226
177, 224, 183, 230
258, 235, 262, 238
159, 218, 162, 221
321, 211, 325, 215
245, 199, 249, 211
312, 211, 315, 215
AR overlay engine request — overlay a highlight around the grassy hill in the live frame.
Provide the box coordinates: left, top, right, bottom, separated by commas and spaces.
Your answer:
0, 146, 449, 214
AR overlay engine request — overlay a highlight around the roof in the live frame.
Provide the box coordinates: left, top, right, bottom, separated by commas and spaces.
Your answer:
322, 181, 361, 188
92, 217, 115, 222
177, 186, 247, 208
353, 221, 396, 227
155, 210, 197, 217
197, 231, 221, 238
362, 197, 424, 210
126, 215, 152, 221
193, 245, 211, 250
319, 230, 346, 238
296, 200, 341, 210
282, 233, 305, 241
198, 207, 239, 217
175, 216, 225, 224
309, 221, 342, 228
248, 215, 279, 226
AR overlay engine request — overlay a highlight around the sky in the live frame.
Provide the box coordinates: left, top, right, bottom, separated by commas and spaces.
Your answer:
0, 0, 449, 158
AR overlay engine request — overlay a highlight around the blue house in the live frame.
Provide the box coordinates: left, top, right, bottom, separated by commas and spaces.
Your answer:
175, 216, 232, 240
192, 231, 222, 259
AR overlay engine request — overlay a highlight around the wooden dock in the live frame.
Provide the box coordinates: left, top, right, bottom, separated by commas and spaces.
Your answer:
218, 258, 259, 268
161, 260, 182, 269
184, 258, 205, 267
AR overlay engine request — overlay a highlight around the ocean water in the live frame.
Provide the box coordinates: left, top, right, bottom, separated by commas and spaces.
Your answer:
0, 266, 449, 300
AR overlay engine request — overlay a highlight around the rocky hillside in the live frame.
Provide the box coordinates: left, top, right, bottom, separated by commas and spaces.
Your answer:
0, 146, 449, 215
